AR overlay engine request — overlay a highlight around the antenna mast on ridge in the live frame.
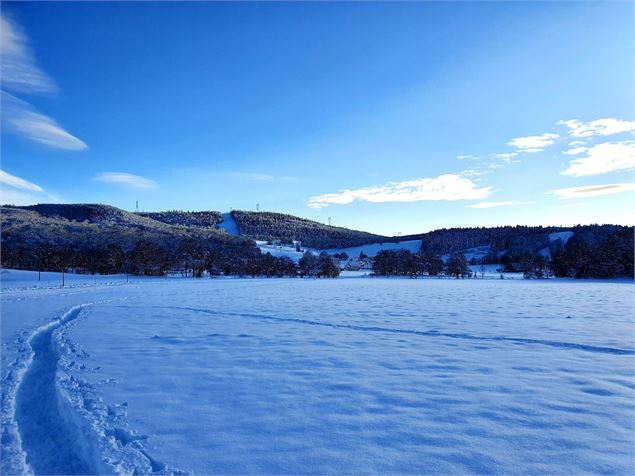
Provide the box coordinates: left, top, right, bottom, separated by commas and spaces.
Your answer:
135, 200, 139, 212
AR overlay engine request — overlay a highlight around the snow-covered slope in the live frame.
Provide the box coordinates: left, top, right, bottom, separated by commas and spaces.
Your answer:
324, 239, 422, 258
255, 241, 305, 263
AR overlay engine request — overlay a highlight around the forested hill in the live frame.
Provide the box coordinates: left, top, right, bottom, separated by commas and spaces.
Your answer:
1, 205, 258, 275
229, 210, 388, 248
399, 226, 571, 257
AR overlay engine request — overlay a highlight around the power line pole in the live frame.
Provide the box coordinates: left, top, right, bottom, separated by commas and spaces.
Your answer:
328, 217, 332, 226
135, 200, 139, 212
256, 203, 260, 212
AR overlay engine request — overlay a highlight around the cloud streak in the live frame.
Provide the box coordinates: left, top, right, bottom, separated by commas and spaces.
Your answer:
561, 141, 635, 177
0, 169, 60, 205
558, 118, 635, 138
468, 201, 534, 209
0, 169, 44, 192
0, 14, 87, 151
94, 172, 158, 189
0, 14, 55, 95
553, 183, 635, 200
307, 174, 491, 209
2, 93, 88, 150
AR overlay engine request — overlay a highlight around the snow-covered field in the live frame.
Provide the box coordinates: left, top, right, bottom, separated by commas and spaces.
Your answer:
2, 270, 633, 475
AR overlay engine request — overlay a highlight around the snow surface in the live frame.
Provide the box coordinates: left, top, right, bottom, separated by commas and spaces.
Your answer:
217, 212, 239, 236
2, 270, 634, 475
255, 241, 305, 263
324, 239, 422, 258
549, 231, 574, 245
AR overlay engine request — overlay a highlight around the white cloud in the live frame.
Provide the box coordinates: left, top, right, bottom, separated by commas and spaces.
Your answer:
0, 14, 56, 94
507, 133, 559, 153
561, 141, 635, 176
563, 146, 588, 156
307, 174, 491, 209
469, 201, 534, 209
558, 118, 635, 138
94, 172, 158, 189
553, 183, 635, 199
0, 169, 44, 192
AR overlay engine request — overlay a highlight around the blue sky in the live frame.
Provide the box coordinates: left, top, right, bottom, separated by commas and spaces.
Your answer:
1, 1, 633, 235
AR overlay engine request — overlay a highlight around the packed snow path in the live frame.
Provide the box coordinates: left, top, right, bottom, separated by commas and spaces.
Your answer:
15, 306, 94, 475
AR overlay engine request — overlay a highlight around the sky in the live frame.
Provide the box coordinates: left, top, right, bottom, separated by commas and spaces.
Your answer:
1, 1, 633, 235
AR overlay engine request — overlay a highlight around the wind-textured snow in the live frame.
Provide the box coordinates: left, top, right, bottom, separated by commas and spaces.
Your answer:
1, 270, 633, 475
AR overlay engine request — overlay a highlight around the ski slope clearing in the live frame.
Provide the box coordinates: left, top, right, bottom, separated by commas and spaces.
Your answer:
324, 239, 422, 258
217, 212, 239, 236
549, 231, 574, 245
1, 271, 633, 474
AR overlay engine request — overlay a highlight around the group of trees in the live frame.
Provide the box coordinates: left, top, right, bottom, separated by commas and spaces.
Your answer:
230, 211, 387, 249
550, 226, 634, 279
137, 210, 223, 228
298, 252, 340, 277
372, 250, 457, 277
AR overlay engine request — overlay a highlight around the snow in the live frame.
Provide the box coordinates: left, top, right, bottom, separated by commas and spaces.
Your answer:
2, 270, 634, 475
217, 212, 239, 236
256, 241, 305, 263
549, 231, 574, 245
324, 239, 422, 258
1, 269, 132, 291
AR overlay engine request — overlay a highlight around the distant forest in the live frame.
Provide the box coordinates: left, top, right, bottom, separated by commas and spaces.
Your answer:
1, 204, 633, 279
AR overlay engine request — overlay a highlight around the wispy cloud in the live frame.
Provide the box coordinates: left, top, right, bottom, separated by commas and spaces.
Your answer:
507, 133, 559, 153
0, 169, 60, 205
0, 169, 44, 192
558, 118, 635, 138
491, 152, 518, 162
553, 183, 635, 200
468, 201, 534, 209
307, 174, 491, 209
233, 172, 274, 182
2, 93, 88, 150
0, 14, 55, 95
0, 14, 87, 151
94, 172, 158, 189
561, 141, 635, 176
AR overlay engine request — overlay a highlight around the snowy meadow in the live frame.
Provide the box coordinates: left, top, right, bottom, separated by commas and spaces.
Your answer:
1, 271, 633, 475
